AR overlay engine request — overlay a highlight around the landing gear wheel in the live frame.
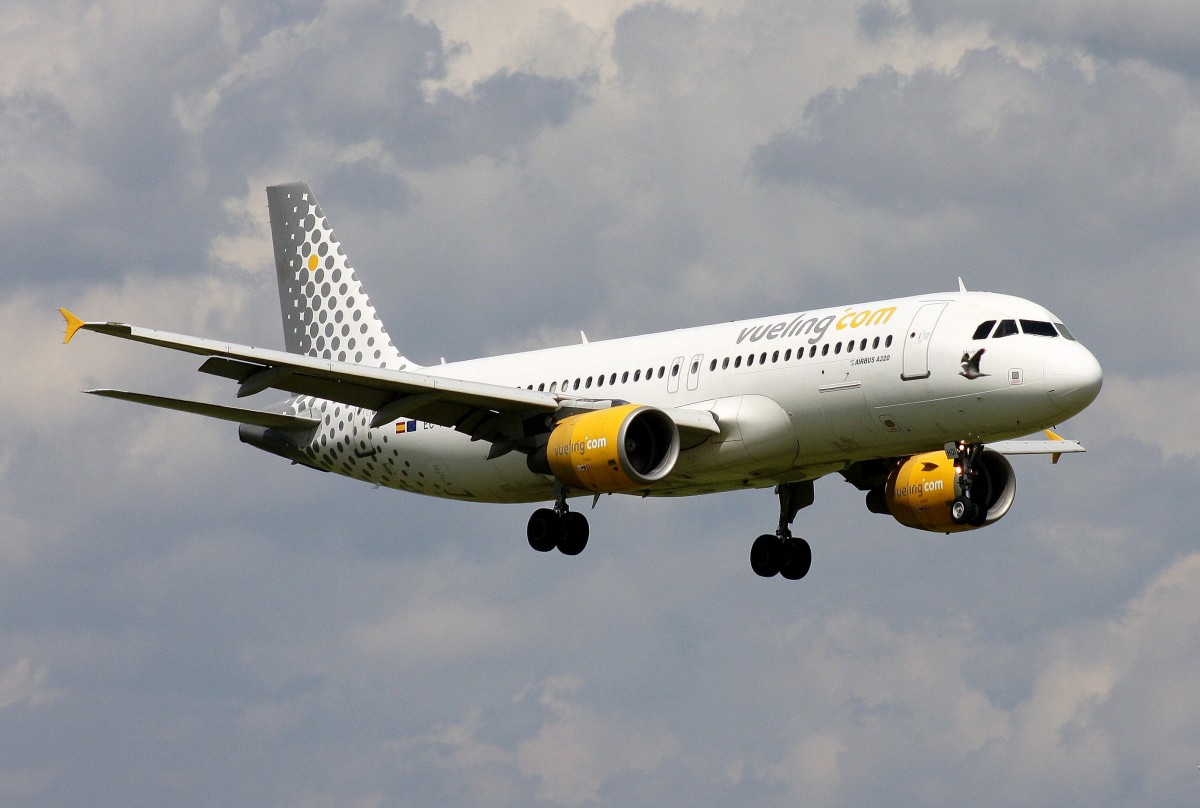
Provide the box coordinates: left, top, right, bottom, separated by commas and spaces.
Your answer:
557, 511, 590, 556
750, 534, 781, 577
778, 538, 812, 580
951, 498, 979, 526
527, 508, 561, 552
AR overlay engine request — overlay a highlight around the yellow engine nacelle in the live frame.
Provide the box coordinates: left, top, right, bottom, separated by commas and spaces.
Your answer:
870, 449, 1017, 533
542, 404, 680, 493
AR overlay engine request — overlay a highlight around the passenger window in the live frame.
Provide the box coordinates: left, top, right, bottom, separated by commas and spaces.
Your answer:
884, 335, 893, 348
658, 366, 665, 379
972, 320, 996, 340
585, 376, 593, 388
834, 342, 842, 354
809, 345, 817, 358
722, 357, 729, 370
747, 354, 755, 366
846, 340, 854, 354
1054, 322, 1076, 341
821, 344, 829, 356
1020, 319, 1058, 337
621, 371, 629, 383
760, 352, 767, 364
784, 349, 792, 361
573, 378, 580, 390
610, 373, 617, 384
772, 351, 779, 363
860, 338, 867, 351
671, 364, 680, 377
634, 370, 641, 382
993, 319, 1018, 338
734, 356, 742, 368
537, 383, 545, 391
550, 381, 558, 392
872, 337, 879, 349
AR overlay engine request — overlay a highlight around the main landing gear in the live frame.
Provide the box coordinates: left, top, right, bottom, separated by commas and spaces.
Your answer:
527, 484, 590, 556
750, 480, 815, 580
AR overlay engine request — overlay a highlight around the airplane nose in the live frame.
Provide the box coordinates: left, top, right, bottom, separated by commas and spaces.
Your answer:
1044, 343, 1103, 416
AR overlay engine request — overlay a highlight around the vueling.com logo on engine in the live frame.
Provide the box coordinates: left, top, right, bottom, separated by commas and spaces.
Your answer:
554, 437, 609, 457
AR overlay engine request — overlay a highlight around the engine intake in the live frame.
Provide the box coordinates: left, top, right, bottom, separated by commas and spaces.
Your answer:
535, 404, 680, 493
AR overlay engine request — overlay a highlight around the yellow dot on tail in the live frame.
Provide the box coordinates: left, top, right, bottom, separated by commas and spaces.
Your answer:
307, 253, 319, 272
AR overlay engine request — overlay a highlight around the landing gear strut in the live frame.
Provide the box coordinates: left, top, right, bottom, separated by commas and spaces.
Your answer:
750, 480, 814, 580
949, 441, 988, 527
527, 483, 590, 555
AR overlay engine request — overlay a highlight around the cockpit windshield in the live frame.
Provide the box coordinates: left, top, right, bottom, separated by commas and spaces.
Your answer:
1020, 319, 1058, 337
972, 318, 1068, 339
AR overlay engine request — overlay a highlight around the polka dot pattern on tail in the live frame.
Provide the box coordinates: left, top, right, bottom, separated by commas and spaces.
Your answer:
267, 183, 412, 370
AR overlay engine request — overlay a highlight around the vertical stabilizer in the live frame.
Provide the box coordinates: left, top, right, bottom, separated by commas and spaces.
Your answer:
266, 182, 414, 369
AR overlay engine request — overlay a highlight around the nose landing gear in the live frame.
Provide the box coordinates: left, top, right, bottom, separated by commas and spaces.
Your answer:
750, 480, 815, 581
948, 441, 988, 527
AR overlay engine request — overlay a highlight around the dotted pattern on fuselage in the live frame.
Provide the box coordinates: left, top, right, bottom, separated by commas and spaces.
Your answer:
267, 183, 465, 495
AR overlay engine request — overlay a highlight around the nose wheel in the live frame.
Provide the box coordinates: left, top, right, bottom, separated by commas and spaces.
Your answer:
751, 481, 815, 580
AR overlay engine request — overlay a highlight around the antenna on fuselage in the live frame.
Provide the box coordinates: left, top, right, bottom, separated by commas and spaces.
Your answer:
957, 277, 968, 292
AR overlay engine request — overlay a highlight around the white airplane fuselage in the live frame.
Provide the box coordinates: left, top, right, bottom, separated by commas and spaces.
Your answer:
273, 290, 1101, 504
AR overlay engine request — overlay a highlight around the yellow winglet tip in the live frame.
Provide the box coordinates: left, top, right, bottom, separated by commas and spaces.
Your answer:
59, 308, 85, 344
1044, 429, 1063, 464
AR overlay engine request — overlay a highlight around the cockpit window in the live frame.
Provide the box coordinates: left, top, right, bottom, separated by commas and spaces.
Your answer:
1054, 322, 1076, 341
1019, 319, 1058, 337
972, 320, 996, 340
993, 319, 1018, 338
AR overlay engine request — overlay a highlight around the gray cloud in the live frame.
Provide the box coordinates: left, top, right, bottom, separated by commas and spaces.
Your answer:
5, 1, 1200, 805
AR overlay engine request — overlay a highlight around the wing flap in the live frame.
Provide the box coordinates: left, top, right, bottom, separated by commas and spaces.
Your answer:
86, 389, 320, 430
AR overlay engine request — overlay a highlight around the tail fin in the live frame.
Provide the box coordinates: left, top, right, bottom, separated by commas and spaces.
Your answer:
266, 182, 415, 369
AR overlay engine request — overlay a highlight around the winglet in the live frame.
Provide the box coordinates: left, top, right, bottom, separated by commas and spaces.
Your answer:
1044, 428, 1064, 464
59, 308, 86, 344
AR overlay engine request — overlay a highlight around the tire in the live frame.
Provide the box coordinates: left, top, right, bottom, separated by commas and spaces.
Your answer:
779, 539, 812, 580
750, 534, 781, 577
557, 512, 590, 556
951, 498, 969, 524
527, 508, 561, 552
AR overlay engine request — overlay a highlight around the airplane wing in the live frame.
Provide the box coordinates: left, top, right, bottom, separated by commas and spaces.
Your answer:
61, 310, 719, 444
986, 430, 1084, 464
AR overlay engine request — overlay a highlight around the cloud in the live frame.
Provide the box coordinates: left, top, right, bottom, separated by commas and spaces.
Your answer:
909, 0, 1200, 76
6, 1, 1200, 805
516, 675, 681, 805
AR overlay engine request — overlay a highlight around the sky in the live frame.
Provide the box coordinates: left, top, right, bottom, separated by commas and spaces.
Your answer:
4, 0, 1200, 805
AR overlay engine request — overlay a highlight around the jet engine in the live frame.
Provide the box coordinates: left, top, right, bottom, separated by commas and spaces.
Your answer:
532, 404, 680, 493
865, 448, 1016, 533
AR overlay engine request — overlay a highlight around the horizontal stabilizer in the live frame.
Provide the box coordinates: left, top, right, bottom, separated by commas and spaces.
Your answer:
86, 389, 319, 431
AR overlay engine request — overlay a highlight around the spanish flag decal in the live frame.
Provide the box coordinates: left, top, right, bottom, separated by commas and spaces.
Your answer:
396, 420, 418, 434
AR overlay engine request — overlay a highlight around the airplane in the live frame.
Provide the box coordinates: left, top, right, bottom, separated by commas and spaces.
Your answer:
60, 182, 1103, 581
